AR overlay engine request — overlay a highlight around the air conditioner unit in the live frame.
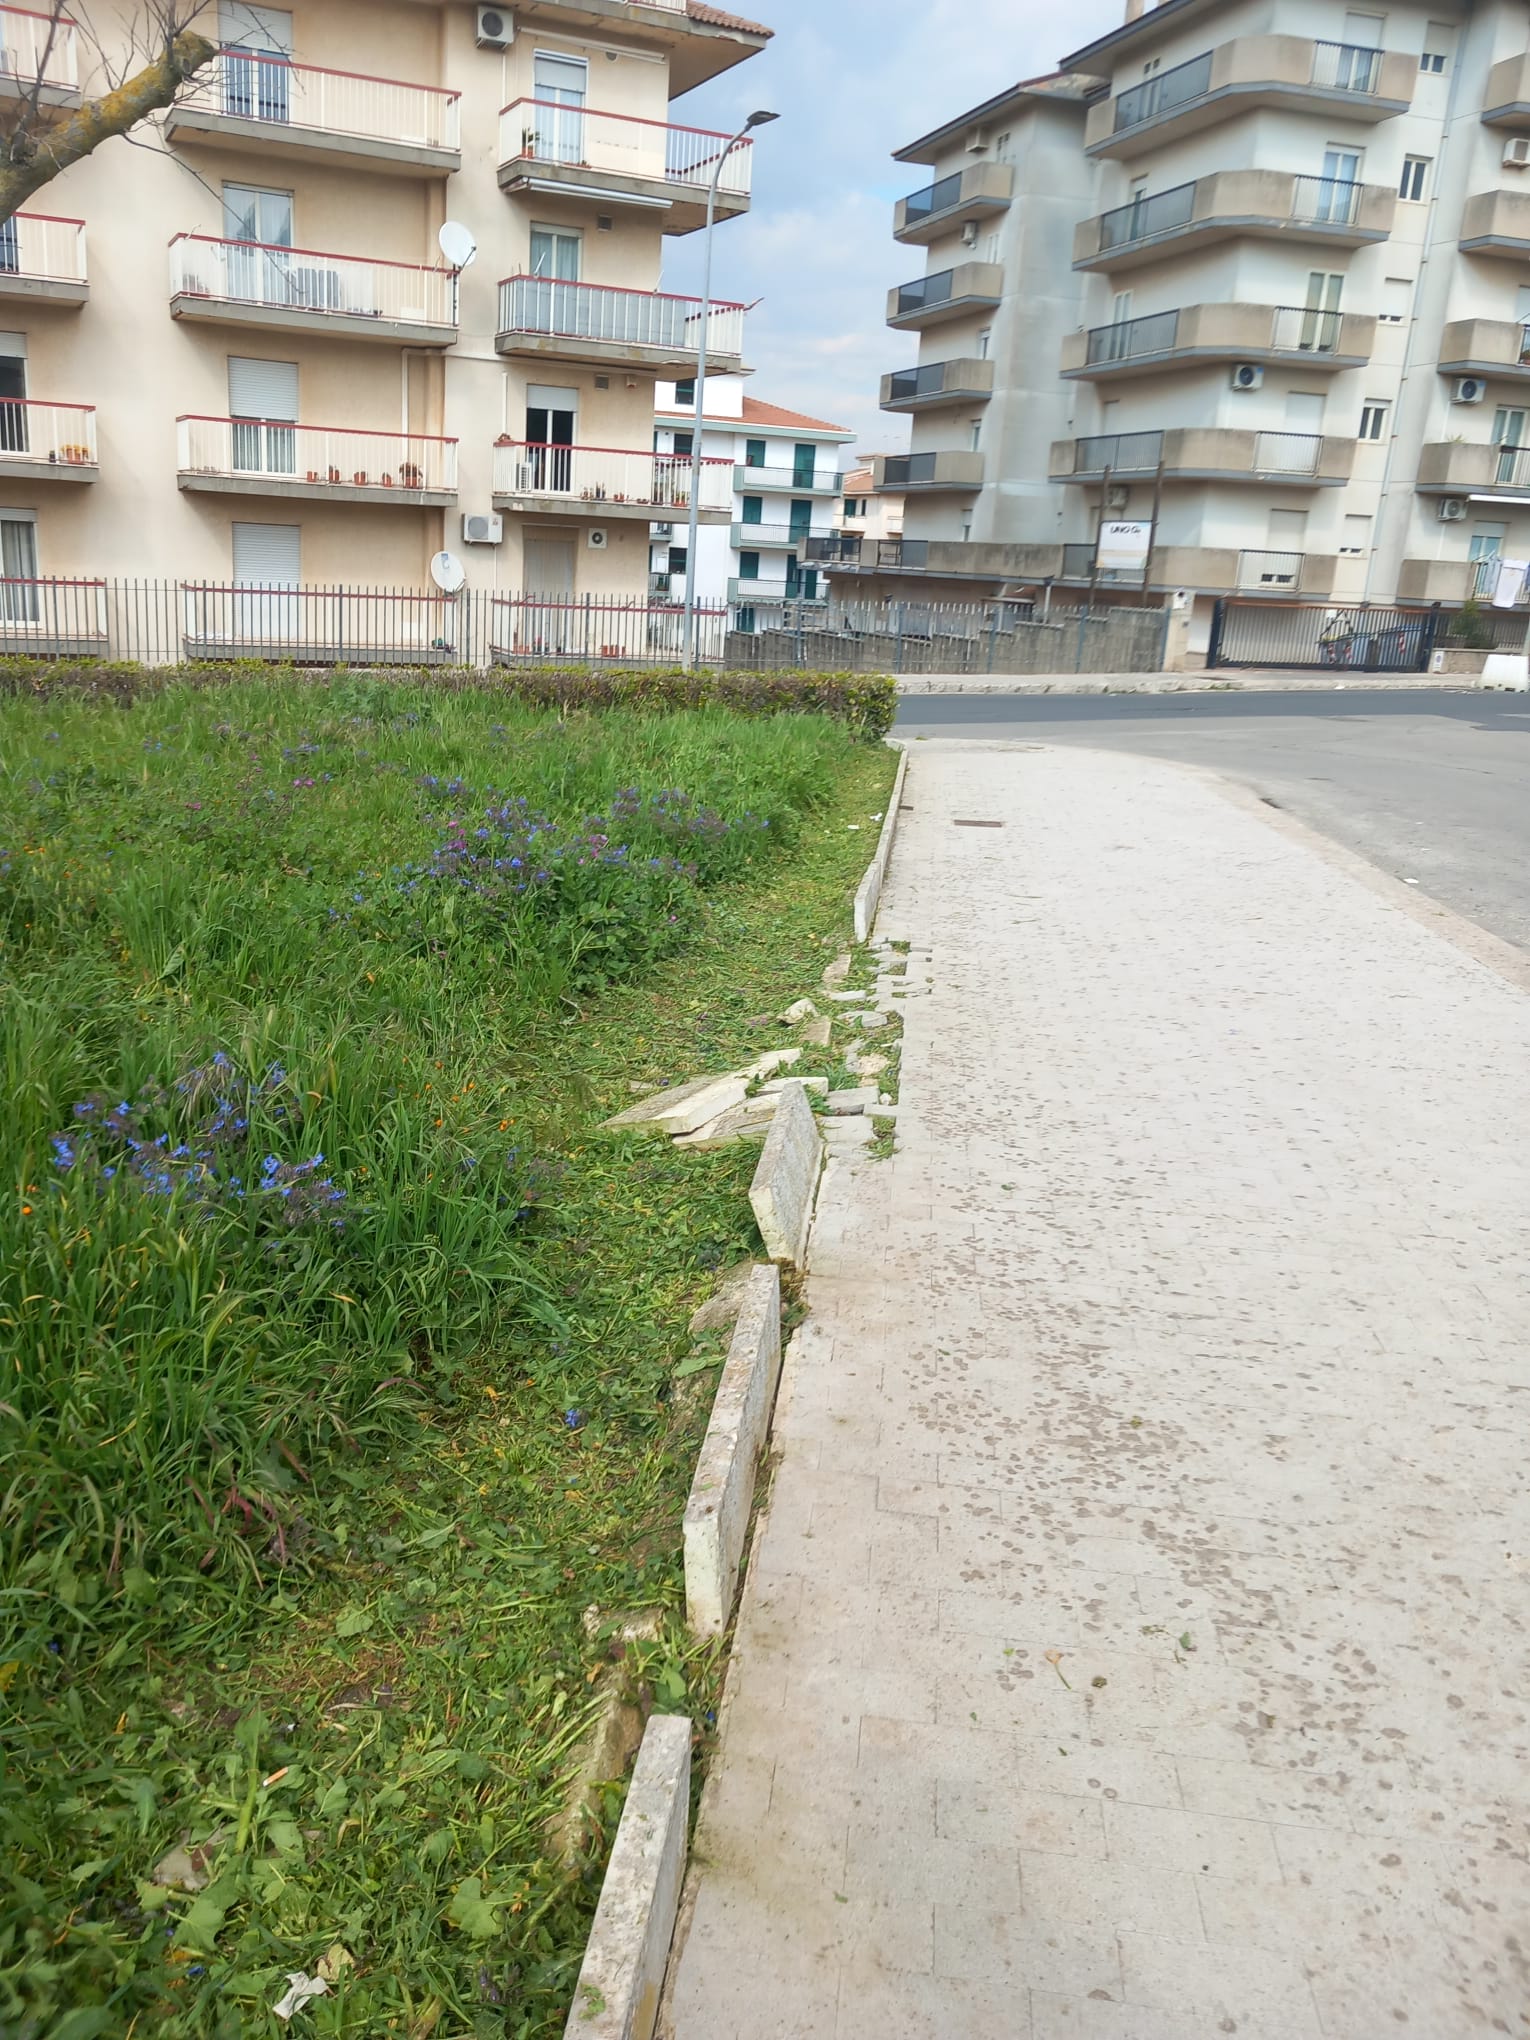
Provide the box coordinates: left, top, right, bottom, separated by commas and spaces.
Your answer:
1504, 136, 1530, 169
1230, 362, 1264, 392
960, 220, 980, 248
475, 5, 513, 48
965, 126, 989, 153
1438, 497, 1468, 521
1104, 484, 1129, 511
461, 511, 503, 545
1453, 376, 1487, 404
588, 527, 609, 550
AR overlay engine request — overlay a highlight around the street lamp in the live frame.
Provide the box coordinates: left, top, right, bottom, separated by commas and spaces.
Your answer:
682, 108, 777, 671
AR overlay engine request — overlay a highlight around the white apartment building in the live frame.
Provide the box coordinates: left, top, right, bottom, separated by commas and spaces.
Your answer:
838, 0, 1530, 664
650, 377, 852, 622
0, 0, 767, 656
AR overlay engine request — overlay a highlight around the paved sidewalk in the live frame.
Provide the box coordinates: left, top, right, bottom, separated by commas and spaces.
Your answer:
666, 743, 1530, 2040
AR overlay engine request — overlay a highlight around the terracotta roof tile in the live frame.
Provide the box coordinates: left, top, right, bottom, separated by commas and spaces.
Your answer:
739, 395, 851, 433
686, 0, 772, 35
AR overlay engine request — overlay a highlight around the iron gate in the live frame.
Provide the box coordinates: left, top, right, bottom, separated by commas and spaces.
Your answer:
1207, 599, 1441, 673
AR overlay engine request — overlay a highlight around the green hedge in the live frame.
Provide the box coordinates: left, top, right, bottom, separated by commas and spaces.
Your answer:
0, 658, 899, 741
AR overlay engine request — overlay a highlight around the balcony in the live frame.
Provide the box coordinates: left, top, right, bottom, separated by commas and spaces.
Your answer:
182, 584, 463, 664
728, 573, 824, 605
1415, 441, 1530, 500
0, 400, 97, 482
893, 162, 1013, 244
733, 459, 840, 495
873, 450, 984, 494
0, 211, 87, 304
496, 275, 744, 373
176, 418, 457, 505
1074, 171, 1395, 272
0, 5, 79, 105
1048, 428, 1353, 487
886, 262, 1004, 331
494, 441, 732, 519
1482, 54, 1530, 133
498, 100, 750, 234
0, 575, 107, 656
165, 52, 460, 175
731, 520, 817, 549
488, 593, 729, 666
1459, 189, 1530, 261
808, 535, 1064, 581
1058, 543, 1337, 596
1085, 38, 1415, 158
1437, 319, 1530, 382
1396, 558, 1501, 604
1062, 304, 1374, 380
504, 0, 769, 98
880, 358, 995, 413
169, 237, 457, 346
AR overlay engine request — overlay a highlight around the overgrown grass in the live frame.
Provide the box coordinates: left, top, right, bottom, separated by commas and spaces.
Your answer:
0, 679, 895, 2037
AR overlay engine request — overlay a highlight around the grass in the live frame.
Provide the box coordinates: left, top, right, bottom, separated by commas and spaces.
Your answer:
0, 679, 895, 2038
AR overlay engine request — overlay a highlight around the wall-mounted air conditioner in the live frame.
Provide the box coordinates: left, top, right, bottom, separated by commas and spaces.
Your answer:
960, 220, 980, 247
1105, 484, 1128, 510
1230, 363, 1263, 391
588, 528, 609, 550
1453, 376, 1487, 404
462, 511, 503, 545
476, 6, 513, 48
1437, 497, 1468, 521
1504, 136, 1530, 169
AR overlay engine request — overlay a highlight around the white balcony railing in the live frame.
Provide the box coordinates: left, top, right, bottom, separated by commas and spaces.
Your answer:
177, 416, 458, 492
1253, 430, 1322, 476
178, 50, 460, 151
498, 275, 744, 358
0, 399, 96, 466
493, 439, 732, 511
489, 593, 728, 664
499, 98, 750, 196
0, 5, 78, 90
0, 574, 105, 636
170, 236, 456, 331
182, 583, 462, 656
0, 209, 85, 284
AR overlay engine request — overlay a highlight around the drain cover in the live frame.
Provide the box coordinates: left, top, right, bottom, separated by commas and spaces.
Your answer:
953, 819, 1004, 828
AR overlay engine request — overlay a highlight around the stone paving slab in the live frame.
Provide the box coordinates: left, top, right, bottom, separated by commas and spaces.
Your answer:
665, 742, 1530, 2039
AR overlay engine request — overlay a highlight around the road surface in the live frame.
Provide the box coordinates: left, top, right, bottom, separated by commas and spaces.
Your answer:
894, 689, 1530, 951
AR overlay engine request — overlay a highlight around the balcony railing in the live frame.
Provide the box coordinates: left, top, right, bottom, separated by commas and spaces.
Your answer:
732, 521, 815, 547
497, 275, 744, 359
498, 98, 751, 196
1253, 431, 1323, 476
493, 440, 732, 512
1074, 431, 1164, 473
1113, 40, 1380, 135
1497, 443, 1530, 488
177, 50, 460, 152
735, 462, 840, 493
182, 583, 464, 658
893, 269, 961, 317
1310, 38, 1382, 91
0, 5, 78, 90
1237, 549, 1304, 590
169, 235, 456, 331
177, 416, 458, 493
0, 399, 96, 467
489, 594, 728, 666
1291, 173, 1367, 227
1083, 304, 1343, 365
0, 209, 86, 285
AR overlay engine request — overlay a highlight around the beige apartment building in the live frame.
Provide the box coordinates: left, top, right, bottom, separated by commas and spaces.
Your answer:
0, 0, 766, 652
836, 0, 1530, 665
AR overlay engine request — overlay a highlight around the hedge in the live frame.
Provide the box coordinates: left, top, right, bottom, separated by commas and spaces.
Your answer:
0, 659, 898, 741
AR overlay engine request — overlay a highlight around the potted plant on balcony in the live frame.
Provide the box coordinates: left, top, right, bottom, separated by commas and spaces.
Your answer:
399, 461, 423, 489
306, 468, 321, 483
353, 469, 370, 486
57, 444, 92, 465
382, 472, 395, 487
327, 464, 341, 484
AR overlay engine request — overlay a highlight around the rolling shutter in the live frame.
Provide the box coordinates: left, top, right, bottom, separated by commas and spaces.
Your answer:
227, 355, 297, 420
232, 522, 300, 585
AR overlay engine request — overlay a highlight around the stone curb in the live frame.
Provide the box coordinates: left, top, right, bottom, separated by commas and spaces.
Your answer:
894, 674, 1486, 697
748, 1080, 822, 1267
562, 1713, 692, 2040
682, 1265, 783, 1639
853, 744, 910, 943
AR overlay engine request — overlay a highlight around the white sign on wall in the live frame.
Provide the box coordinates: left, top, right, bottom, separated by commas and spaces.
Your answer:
1096, 520, 1153, 573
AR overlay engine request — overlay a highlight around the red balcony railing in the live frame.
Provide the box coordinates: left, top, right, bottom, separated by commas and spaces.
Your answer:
498, 98, 750, 196
177, 416, 457, 492
493, 439, 731, 511
0, 210, 85, 284
179, 50, 459, 152
170, 235, 456, 332
0, 5, 78, 90
0, 399, 96, 466
497, 276, 744, 358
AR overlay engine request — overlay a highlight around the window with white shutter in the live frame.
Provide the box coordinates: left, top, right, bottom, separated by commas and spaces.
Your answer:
233, 521, 300, 584
227, 357, 297, 419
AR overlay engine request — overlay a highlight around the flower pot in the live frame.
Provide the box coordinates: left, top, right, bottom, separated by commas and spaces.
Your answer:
327, 466, 341, 484
353, 471, 369, 486
399, 465, 422, 489
382, 473, 394, 487
306, 470, 321, 483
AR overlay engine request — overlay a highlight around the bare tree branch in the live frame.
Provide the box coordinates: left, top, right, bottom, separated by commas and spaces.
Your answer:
0, 4, 217, 223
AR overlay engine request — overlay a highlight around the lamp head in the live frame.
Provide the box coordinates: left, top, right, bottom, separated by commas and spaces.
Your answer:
745, 109, 778, 129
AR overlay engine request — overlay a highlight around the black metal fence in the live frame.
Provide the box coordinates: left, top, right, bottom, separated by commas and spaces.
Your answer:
1207, 600, 1444, 673
728, 596, 1171, 677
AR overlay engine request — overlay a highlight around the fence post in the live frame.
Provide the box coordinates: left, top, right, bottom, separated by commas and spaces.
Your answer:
894, 602, 904, 675
1206, 598, 1224, 671
986, 607, 998, 674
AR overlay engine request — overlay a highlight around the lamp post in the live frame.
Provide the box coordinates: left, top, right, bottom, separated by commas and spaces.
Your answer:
682, 107, 777, 671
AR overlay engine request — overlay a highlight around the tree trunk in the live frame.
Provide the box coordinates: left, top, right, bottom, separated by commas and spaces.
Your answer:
0, 30, 217, 224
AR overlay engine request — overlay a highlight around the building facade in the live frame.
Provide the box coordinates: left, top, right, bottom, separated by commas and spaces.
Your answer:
650, 379, 852, 621
837, 0, 1530, 663
0, 0, 767, 653
834, 460, 904, 558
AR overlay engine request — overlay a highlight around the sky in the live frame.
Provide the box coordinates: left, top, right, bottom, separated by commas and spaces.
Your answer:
659, 0, 1124, 458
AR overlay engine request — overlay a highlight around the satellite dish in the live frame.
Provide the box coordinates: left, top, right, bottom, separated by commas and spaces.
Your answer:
430, 550, 467, 594
438, 221, 477, 272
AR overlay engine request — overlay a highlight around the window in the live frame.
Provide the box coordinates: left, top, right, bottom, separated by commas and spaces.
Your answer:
1419, 49, 1445, 72
667, 545, 688, 575
1340, 512, 1371, 557
1142, 56, 1160, 76
744, 437, 766, 469
227, 355, 297, 477
673, 377, 696, 406
1358, 401, 1389, 440
1421, 22, 1452, 72
1378, 276, 1411, 324
970, 417, 983, 451
529, 223, 580, 280
0, 338, 24, 454
530, 51, 587, 165
1399, 156, 1430, 202
961, 516, 972, 541
738, 549, 760, 580
219, 4, 293, 121
976, 326, 992, 360
0, 509, 37, 619
1493, 406, 1526, 447
671, 430, 693, 459
741, 494, 763, 525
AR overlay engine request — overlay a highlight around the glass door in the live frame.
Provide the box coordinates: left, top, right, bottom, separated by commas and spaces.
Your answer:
532, 53, 587, 165
224, 183, 293, 305
525, 393, 576, 493
791, 440, 817, 488
1301, 270, 1343, 351
1316, 148, 1360, 223
0, 353, 26, 455
220, 4, 293, 123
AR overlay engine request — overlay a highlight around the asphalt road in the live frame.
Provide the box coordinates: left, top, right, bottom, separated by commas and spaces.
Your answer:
894, 689, 1530, 952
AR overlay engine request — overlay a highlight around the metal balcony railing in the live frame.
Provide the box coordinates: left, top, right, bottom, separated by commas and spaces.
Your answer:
1086, 309, 1180, 364
733, 521, 815, 547
894, 269, 957, 317
169, 236, 456, 329
182, 583, 462, 656
493, 439, 731, 511
0, 5, 78, 90
879, 453, 958, 487
886, 362, 958, 402
176, 416, 458, 492
806, 533, 864, 564
1114, 51, 1214, 132
0, 209, 85, 284
1291, 173, 1364, 226
0, 573, 104, 635
0, 399, 96, 466
1084, 305, 1342, 365
178, 50, 460, 150
499, 98, 751, 196
489, 595, 728, 665
1098, 182, 1198, 251
1238, 549, 1304, 589
497, 276, 744, 358
734, 461, 840, 492
901, 170, 965, 225
1253, 431, 1322, 475
1496, 443, 1530, 487
1074, 431, 1164, 472
1311, 39, 1382, 91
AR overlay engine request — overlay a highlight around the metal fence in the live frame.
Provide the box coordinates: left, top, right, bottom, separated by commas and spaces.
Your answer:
727, 596, 1171, 677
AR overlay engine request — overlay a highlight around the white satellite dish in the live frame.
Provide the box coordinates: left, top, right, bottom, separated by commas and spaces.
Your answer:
438, 221, 478, 272
430, 549, 467, 594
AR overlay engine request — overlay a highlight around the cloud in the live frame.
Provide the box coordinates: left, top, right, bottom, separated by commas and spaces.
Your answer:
660, 0, 1125, 445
